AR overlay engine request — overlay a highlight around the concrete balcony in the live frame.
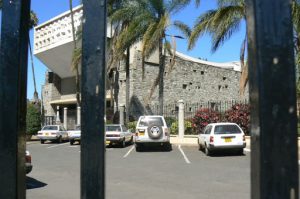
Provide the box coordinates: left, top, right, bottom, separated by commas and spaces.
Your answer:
34, 5, 113, 78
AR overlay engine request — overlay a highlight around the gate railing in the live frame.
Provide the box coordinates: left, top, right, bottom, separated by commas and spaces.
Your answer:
0, 0, 298, 199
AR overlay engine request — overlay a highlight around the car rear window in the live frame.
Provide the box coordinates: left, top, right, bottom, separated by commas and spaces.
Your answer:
138, 117, 164, 127
42, 126, 58, 130
214, 125, 242, 134
106, 125, 121, 132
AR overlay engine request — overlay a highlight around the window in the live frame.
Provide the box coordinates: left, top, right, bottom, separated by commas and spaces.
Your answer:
214, 125, 242, 134
138, 117, 164, 127
42, 125, 58, 130
201, 71, 204, 75
182, 84, 187, 89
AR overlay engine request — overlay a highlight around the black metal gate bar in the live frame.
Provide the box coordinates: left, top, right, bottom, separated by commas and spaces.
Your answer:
81, 0, 107, 198
0, 0, 31, 198
246, 0, 299, 198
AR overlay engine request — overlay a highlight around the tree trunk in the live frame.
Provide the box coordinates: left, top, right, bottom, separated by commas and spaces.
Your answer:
125, 47, 130, 124
158, 37, 165, 115
69, 0, 81, 107
28, 36, 39, 103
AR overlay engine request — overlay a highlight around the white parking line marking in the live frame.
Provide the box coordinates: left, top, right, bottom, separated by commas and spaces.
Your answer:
178, 145, 191, 164
244, 148, 251, 152
47, 143, 69, 149
123, 146, 135, 158
69, 145, 79, 148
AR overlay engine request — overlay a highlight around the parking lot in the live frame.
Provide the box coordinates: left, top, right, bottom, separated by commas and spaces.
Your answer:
26, 141, 254, 199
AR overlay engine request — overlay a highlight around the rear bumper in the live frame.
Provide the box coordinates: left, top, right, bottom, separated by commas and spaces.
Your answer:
37, 135, 59, 140
208, 142, 246, 150
69, 136, 81, 140
106, 137, 123, 143
135, 137, 170, 143
25, 163, 32, 174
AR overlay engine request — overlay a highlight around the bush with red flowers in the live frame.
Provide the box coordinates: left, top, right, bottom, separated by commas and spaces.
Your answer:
191, 108, 220, 134
224, 104, 250, 135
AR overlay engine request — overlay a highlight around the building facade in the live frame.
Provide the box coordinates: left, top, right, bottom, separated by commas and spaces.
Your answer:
34, 5, 249, 129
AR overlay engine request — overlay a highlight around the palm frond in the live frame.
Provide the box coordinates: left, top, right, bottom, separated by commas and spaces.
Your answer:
173, 20, 191, 37
71, 47, 82, 72
188, 10, 217, 50
142, 14, 169, 58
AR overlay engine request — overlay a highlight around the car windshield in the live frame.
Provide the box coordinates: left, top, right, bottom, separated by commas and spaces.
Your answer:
42, 125, 58, 130
75, 125, 81, 130
106, 125, 121, 132
138, 117, 164, 127
214, 125, 242, 134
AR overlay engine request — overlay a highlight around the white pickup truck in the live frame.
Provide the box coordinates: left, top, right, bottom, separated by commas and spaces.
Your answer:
68, 125, 81, 145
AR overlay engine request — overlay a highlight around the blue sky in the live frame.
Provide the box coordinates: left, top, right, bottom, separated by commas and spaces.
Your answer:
27, 0, 246, 100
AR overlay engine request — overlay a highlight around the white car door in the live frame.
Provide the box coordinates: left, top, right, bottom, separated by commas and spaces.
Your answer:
122, 125, 131, 141
203, 125, 212, 146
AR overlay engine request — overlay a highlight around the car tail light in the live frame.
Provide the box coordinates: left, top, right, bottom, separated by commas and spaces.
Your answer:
25, 155, 31, 163
243, 135, 245, 141
51, 133, 56, 135
164, 128, 169, 136
135, 132, 138, 136
209, 136, 214, 143
38, 133, 42, 135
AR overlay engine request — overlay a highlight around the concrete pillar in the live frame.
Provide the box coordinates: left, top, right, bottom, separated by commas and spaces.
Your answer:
64, 107, 68, 130
56, 106, 61, 124
77, 106, 81, 125
178, 100, 185, 140
119, 104, 125, 125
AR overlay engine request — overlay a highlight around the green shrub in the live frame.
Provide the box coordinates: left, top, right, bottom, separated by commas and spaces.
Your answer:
164, 117, 177, 127
127, 121, 137, 133
26, 103, 41, 135
170, 120, 195, 135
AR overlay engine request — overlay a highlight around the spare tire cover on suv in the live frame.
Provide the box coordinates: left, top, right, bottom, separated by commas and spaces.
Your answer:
147, 125, 163, 139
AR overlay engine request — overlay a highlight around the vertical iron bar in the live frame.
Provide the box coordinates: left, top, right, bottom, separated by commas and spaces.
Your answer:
81, 0, 107, 199
0, 0, 31, 198
246, 0, 299, 198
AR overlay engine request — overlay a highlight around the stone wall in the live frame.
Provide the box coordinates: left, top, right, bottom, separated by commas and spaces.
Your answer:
42, 72, 61, 116
117, 50, 249, 118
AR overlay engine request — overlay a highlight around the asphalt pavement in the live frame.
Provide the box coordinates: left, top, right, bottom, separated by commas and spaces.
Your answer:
26, 141, 255, 199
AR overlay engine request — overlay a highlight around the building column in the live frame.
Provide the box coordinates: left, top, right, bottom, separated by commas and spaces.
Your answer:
178, 100, 185, 141
77, 106, 81, 125
56, 106, 61, 124
64, 107, 68, 130
119, 104, 125, 125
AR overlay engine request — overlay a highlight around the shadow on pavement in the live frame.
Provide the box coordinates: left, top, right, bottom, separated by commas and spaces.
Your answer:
26, 177, 47, 190
136, 144, 173, 152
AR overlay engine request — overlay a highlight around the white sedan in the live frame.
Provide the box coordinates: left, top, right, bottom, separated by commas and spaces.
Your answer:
198, 123, 246, 156
37, 125, 69, 144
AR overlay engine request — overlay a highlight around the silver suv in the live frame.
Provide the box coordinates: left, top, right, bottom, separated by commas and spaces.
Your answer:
135, 115, 171, 151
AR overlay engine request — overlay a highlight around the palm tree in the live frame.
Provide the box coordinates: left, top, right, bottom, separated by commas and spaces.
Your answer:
0, 1, 40, 103
69, 0, 81, 107
112, 0, 199, 115
188, 0, 300, 94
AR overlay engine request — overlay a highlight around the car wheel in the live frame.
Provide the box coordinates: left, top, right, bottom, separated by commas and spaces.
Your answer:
135, 143, 142, 152
57, 136, 62, 143
70, 140, 74, 145
164, 143, 172, 151
40, 140, 45, 144
238, 149, 244, 155
198, 139, 202, 151
129, 136, 134, 145
205, 145, 211, 156
120, 138, 126, 148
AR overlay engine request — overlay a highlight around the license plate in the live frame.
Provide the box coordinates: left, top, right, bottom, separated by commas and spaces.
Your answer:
224, 138, 232, 143
106, 141, 110, 144
138, 132, 145, 136
45, 133, 49, 136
